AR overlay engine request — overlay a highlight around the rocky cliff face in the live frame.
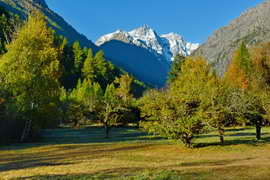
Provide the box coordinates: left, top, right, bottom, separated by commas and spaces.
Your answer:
0, 0, 98, 51
193, 0, 270, 75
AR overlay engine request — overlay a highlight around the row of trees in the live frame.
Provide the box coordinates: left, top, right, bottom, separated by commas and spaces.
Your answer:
1, 8, 269, 148
139, 43, 270, 147
60, 74, 140, 138
0, 10, 144, 144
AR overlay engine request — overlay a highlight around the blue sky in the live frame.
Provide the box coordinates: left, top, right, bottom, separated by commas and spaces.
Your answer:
46, 0, 263, 43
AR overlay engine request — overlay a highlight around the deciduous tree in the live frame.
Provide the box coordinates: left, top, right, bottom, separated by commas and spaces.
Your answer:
0, 12, 61, 131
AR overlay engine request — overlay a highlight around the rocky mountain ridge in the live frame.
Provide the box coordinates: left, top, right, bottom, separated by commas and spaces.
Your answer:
96, 25, 199, 62
193, 0, 270, 75
0, 0, 99, 51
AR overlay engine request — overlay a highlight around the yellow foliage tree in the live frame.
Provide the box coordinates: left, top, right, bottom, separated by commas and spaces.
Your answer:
0, 11, 61, 130
224, 43, 251, 89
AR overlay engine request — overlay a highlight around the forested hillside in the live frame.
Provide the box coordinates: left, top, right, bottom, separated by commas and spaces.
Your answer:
0, 0, 99, 50
0, 9, 146, 145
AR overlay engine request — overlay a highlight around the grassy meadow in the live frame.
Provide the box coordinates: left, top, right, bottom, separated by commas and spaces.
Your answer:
1, 127, 270, 180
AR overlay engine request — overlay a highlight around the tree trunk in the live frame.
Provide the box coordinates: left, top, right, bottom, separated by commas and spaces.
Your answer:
136, 122, 140, 128
182, 134, 193, 148
256, 124, 261, 140
104, 124, 110, 138
218, 127, 225, 144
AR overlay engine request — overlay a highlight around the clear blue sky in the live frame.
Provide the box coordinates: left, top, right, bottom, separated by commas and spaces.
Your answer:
46, 0, 263, 43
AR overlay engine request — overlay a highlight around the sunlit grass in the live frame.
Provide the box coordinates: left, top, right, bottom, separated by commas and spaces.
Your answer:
0, 127, 270, 179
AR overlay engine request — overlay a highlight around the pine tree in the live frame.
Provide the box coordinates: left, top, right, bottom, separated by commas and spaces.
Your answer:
225, 42, 251, 89
82, 49, 95, 81
72, 41, 85, 73
167, 54, 185, 83
239, 42, 252, 73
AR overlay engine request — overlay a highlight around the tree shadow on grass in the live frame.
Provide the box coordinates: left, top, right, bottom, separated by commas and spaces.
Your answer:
0, 161, 73, 172
0, 127, 162, 173
0, 127, 164, 151
225, 127, 254, 132
197, 127, 258, 139
42, 127, 163, 144
13, 174, 114, 180
177, 157, 254, 167
0, 143, 157, 173
195, 136, 270, 148
227, 132, 269, 137
195, 127, 270, 148
13, 167, 144, 180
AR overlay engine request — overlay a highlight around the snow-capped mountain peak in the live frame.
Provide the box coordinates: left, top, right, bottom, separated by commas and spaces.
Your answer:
161, 33, 199, 58
129, 24, 158, 40
96, 25, 199, 61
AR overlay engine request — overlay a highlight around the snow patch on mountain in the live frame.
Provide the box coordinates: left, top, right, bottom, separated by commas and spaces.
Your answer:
96, 25, 199, 62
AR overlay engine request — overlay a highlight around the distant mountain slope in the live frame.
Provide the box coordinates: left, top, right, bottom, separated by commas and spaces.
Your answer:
96, 25, 199, 86
101, 40, 170, 87
0, 0, 99, 51
193, 0, 270, 75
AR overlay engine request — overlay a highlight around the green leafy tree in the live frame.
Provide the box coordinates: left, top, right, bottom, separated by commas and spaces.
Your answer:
139, 89, 204, 148
140, 57, 215, 147
203, 84, 247, 143
0, 12, 61, 131
239, 92, 266, 140
97, 83, 125, 138
64, 79, 104, 127
114, 74, 141, 126
114, 74, 134, 102
170, 56, 217, 100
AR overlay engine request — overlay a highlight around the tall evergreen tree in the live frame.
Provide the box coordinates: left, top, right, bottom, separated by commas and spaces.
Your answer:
167, 54, 185, 83
239, 42, 252, 74
72, 41, 85, 73
82, 49, 95, 81
225, 42, 251, 89
94, 50, 117, 88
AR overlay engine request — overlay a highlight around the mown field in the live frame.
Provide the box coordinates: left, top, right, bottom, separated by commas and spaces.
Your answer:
1, 127, 270, 180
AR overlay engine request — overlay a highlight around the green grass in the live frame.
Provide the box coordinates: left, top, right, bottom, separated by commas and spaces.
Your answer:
1, 127, 270, 180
